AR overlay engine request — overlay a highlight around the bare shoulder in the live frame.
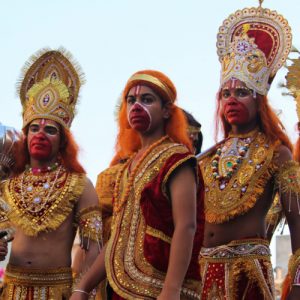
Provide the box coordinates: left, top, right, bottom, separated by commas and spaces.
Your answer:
274, 144, 293, 166
78, 177, 99, 209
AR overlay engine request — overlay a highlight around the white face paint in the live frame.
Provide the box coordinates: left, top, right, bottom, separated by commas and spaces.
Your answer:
127, 102, 152, 132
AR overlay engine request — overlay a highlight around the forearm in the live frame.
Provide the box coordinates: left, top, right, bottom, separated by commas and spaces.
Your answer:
80, 242, 100, 272
75, 245, 107, 293
163, 225, 195, 292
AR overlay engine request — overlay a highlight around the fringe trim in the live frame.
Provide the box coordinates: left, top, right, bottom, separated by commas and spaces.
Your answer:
231, 258, 274, 300
205, 160, 278, 224
3, 173, 86, 236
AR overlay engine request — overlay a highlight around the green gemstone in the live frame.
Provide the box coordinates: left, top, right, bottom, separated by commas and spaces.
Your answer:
226, 161, 233, 168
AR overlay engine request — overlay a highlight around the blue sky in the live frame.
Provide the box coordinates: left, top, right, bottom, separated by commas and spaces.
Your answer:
1, 0, 300, 183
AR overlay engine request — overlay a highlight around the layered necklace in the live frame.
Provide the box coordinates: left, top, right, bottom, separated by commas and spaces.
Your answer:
20, 163, 62, 213
113, 135, 169, 213
211, 128, 259, 187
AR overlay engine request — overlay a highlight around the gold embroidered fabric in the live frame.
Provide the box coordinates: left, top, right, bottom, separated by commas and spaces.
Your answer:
145, 225, 172, 244
0, 183, 12, 231
288, 248, 300, 283
18, 49, 84, 129
2, 169, 86, 236
276, 160, 300, 194
96, 163, 124, 245
105, 140, 201, 299
200, 132, 278, 223
1, 264, 73, 300
199, 239, 275, 300
77, 206, 103, 250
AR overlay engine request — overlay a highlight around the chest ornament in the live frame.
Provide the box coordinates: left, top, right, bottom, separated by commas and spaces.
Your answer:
200, 130, 277, 223
3, 166, 86, 236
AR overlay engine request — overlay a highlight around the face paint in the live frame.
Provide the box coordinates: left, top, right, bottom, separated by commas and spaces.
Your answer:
221, 79, 257, 126
27, 119, 60, 161
29, 134, 52, 160
128, 102, 152, 132
133, 85, 141, 98
230, 77, 237, 89
223, 99, 250, 125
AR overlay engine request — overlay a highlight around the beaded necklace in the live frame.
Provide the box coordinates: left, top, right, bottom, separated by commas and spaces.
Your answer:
26, 162, 59, 175
20, 165, 62, 213
113, 135, 169, 213
211, 128, 259, 181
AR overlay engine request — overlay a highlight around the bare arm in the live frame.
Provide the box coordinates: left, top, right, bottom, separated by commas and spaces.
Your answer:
74, 178, 103, 277
275, 146, 300, 299
158, 162, 197, 300
70, 245, 106, 300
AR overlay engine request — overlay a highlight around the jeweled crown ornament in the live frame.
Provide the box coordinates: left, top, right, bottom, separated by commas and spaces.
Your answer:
0, 123, 20, 180
18, 48, 85, 129
217, 0, 292, 95
282, 49, 300, 122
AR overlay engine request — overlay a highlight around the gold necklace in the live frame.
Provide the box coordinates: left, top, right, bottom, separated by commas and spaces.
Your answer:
20, 166, 62, 213
113, 135, 169, 213
211, 128, 259, 181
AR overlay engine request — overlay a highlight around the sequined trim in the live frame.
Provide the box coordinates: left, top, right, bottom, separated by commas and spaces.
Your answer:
162, 155, 196, 199
276, 160, 300, 214
200, 132, 278, 223
2, 171, 86, 236
145, 226, 171, 244
106, 141, 200, 299
2, 264, 73, 300
77, 206, 103, 250
199, 239, 275, 300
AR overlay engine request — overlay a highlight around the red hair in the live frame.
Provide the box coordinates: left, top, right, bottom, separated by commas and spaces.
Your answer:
13, 126, 85, 174
293, 122, 300, 162
111, 70, 192, 165
215, 92, 292, 151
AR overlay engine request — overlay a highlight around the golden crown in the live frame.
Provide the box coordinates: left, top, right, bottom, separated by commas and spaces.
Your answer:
18, 48, 84, 129
217, 6, 292, 95
282, 50, 300, 121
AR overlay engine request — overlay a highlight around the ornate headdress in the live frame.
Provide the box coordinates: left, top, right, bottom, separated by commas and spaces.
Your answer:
123, 70, 177, 104
18, 48, 84, 129
217, 1, 292, 95
283, 50, 300, 121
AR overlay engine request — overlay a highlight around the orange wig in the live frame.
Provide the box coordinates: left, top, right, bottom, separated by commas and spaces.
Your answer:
111, 70, 192, 165
293, 122, 300, 162
13, 126, 85, 174
215, 92, 292, 151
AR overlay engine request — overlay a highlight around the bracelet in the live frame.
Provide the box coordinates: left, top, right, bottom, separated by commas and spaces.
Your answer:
73, 289, 89, 296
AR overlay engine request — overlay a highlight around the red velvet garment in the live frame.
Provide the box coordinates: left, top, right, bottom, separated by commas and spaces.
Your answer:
140, 152, 204, 281
201, 259, 273, 300
112, 291, 125, 300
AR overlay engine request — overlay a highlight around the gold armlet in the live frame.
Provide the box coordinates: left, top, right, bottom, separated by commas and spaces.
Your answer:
78, 206, 103, 251
276, 160, 300, 214
288, 248, 300, 285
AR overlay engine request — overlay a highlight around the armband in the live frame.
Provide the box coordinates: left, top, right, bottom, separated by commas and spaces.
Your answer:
288, 248, 300, 286
77, 206, 103, 251
276, 160, 300, 214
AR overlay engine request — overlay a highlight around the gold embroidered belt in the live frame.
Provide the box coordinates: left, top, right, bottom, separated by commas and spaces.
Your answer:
1, 264, 73, 300
199, 239, 275, 300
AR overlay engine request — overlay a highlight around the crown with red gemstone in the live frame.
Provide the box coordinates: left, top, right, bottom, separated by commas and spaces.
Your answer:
217, 5, 292, 95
